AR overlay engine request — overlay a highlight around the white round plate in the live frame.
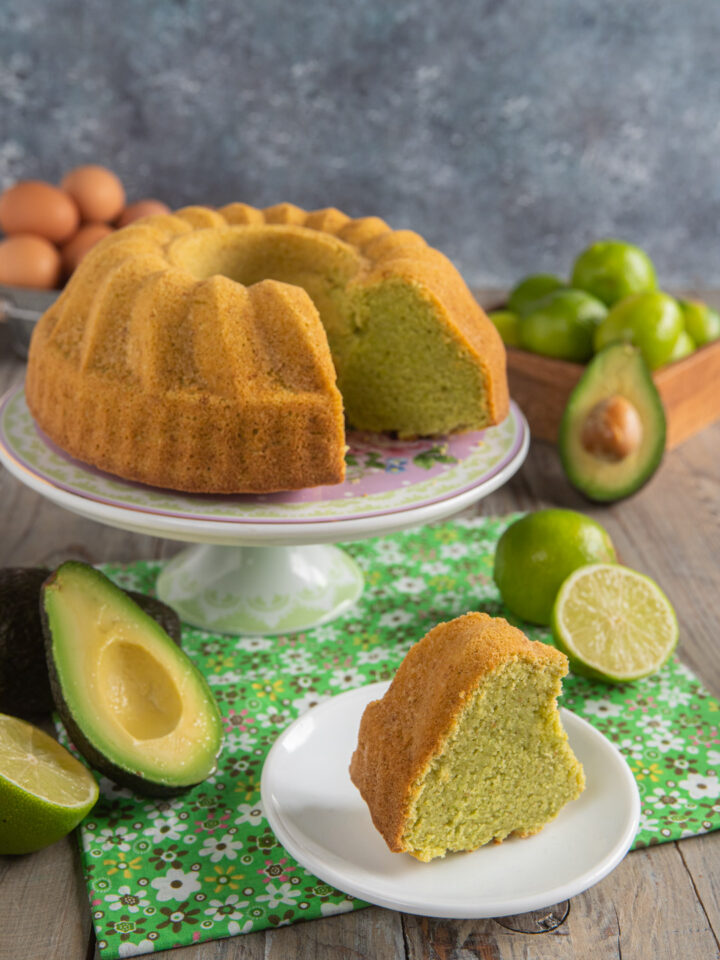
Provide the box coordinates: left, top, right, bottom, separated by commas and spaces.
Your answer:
0, 386, 528, 546
261, 681, 640, 918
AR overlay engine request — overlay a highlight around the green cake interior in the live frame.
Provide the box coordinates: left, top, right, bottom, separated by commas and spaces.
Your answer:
335, 280, 490, 437
401, 660, 585, 861
168, 224, 491, 437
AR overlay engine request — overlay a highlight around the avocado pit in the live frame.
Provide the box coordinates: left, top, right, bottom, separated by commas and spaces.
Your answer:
580, 394, 643, 462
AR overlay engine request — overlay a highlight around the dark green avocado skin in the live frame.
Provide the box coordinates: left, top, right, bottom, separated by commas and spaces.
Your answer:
559, 343, 666, 502
0, 568, 52, 717
126, 591, 183, 649
0, 566, 182, 719
40, 562, 220, 798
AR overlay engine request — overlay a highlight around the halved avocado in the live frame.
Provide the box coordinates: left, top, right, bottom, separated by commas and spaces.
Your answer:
0, 566, 182, 719
559, 343, 666, 502
41, 562, 222, 796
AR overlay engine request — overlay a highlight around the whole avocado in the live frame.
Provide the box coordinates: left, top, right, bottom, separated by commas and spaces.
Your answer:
0, 568, 52, 716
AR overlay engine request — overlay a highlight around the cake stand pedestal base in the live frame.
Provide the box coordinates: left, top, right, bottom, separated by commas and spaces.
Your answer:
155, 543, 364, 636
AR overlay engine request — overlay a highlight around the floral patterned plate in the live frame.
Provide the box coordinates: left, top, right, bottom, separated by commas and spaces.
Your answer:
261, 682, 641, 918
0, 387, 528, 546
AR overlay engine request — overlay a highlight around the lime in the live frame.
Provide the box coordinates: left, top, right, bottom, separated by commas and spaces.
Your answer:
666, 329, 695, 363
519, 289, 607, 362
679, 299, 720, 347
552, 564, 678, 683
488, 310, 521, 347
571, 240, 657, 306
493, 510, 616, 626
594, 292, 684, 370
508, 274, 565, 315
0, 713, 98, 855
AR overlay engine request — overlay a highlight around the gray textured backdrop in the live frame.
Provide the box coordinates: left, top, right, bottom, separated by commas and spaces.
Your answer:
3, 0, 720, 288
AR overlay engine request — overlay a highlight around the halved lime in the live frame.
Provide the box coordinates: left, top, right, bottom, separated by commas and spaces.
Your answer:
0, 713, 99, 855
552, 564, 678, 683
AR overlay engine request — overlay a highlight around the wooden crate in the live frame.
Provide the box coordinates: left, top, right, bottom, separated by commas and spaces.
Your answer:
506, 339, 720, 450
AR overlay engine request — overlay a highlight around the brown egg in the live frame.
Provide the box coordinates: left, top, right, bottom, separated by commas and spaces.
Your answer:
0, 235, 62, 289
0, 181, 80, 244
61, 165, 126, 223
116, 199, 171, 228
61, 223, 114, 274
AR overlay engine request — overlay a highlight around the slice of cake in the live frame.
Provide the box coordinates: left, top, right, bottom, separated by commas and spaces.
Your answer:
349, 612, 585, 861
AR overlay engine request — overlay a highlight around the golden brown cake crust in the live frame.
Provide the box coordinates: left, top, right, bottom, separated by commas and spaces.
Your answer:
26, 272, 346, 494
348, 612, 568, 854
26, 203, 508, 494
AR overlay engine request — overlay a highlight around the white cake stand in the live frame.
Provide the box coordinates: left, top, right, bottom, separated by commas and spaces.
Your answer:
0, 387, 529, 635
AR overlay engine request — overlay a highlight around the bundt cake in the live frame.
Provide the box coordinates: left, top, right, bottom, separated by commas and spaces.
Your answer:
349, 612, 585, 861
26, 203, 508, 494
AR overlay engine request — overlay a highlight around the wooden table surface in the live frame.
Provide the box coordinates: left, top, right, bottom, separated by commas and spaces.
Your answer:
1, 318, 719, 960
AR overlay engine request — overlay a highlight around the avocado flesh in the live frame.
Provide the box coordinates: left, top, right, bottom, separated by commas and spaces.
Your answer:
559, 344, 666, 502
42, 562, 222, 796
0, 567, 182, 719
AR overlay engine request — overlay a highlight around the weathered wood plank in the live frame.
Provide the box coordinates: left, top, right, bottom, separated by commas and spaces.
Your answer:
610, 843, 720, 960
403, 912, 574, 960
562, 881, 624, 960
0, 838, 93, 960
677, 832, 720, 950
265, 907, 404, 960
561, 843, 719, 960
402, 841, 720, 960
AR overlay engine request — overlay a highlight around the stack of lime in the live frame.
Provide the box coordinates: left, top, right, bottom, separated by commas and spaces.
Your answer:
490, 239, 720, 368
493, 510, 678, 683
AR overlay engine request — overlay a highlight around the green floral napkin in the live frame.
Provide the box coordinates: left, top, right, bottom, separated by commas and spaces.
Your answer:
60, 516, 720, 958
